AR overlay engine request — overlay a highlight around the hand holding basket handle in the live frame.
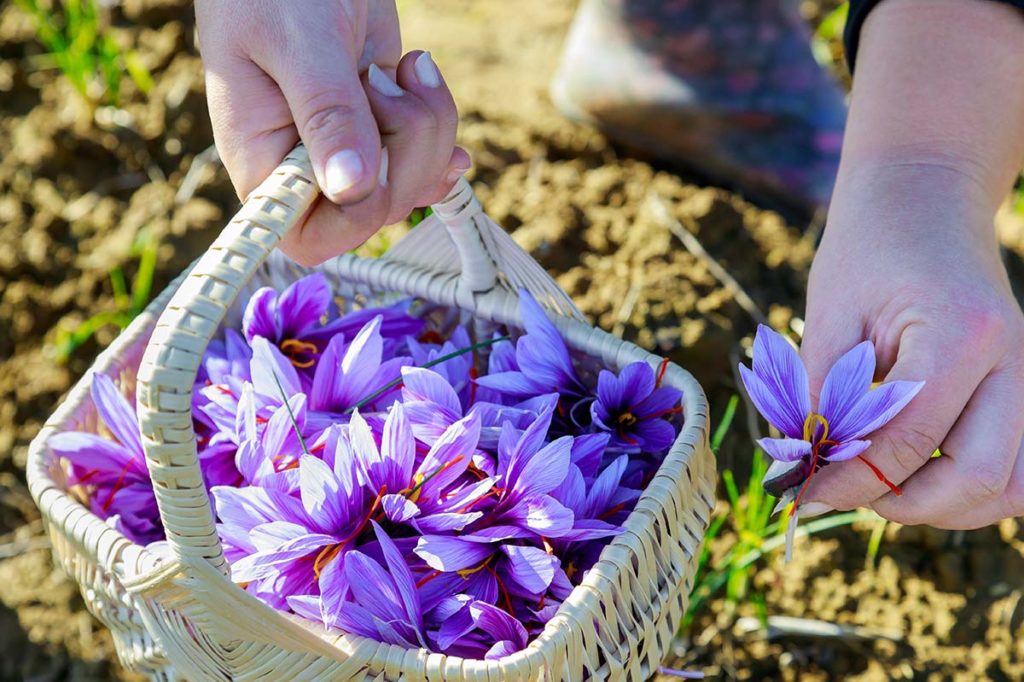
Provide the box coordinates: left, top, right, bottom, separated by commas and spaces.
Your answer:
196, 0, 470, 267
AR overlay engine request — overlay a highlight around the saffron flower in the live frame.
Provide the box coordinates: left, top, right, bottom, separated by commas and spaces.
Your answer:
476, 291, 587, 401
591, 361, 683, 453
739, 325, 924, 500
48, 374, 161, 544
243, 272, 422, 370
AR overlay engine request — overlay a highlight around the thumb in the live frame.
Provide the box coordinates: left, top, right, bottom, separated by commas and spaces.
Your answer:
253, 26, 383, 204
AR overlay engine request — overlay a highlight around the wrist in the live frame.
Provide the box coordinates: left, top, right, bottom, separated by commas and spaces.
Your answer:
827, 149, 999, 244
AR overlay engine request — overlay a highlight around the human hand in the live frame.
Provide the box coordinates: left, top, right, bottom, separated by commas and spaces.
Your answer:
196, 0, 469, 266
800, 163, 1024, 528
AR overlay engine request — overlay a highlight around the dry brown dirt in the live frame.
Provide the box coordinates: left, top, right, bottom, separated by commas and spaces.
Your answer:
0, 1, 1022, 680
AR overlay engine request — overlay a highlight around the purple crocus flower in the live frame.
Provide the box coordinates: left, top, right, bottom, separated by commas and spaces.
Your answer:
243, 273, 423, 371
308, 315, 410, 414
348, 405, 492, 533
48, 373, 162, 545
215, 442, 370, 614
319, 522, 428, 647
591, 361, 683, 453
739, 325, 924, 497
475, 291, 587, 402
430, 597, 529, 659
400, 365, 556, 459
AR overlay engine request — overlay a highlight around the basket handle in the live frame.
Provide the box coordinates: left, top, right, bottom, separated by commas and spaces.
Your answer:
135, 145, 318, 570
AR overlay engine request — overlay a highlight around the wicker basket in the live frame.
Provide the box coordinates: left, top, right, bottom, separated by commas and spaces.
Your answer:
27, 145, 716, 681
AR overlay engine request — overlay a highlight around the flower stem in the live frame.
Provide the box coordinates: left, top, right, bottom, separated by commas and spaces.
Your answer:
271, 371, 311, 456
346, 335, 511, 413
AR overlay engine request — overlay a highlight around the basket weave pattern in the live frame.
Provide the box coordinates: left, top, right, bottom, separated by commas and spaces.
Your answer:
27, 146, 716, 681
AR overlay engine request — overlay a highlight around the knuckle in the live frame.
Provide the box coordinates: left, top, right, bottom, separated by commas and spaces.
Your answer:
962, 461, 1010, 500
958, 302, 1008, 346
299, 96, 362, 142
880, 427, 937, 472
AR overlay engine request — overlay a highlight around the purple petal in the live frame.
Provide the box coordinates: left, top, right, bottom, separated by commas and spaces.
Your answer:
739, 364, 803, 439
511, 436, 572, 498
632, 418, 678, 453
401, 367, 461, 415
381, 403, 415, 487
310, 334, 346, 411
818, 341, 875, 427
569, 433, 610, 480
251, 337, 302, 399
830, 380, 925, 442
823, 439, 871, 462
90, 374, 143, 455
517, 291, 581, 392
505, 495, 575, 537
471, 600, 528, 649
337, 315, 384, 402
333, 602, 384, 640
318, 549, 349, 630
370, 522, 422, 627
381, 494, 420, 523
414, 535, 492, 572
559, 518, 622, 541
277, 272, 331, 338
474, 371, 540, 397
344, 552, 405, 622
633, 385, 683, 420
584, 456, 627, 518
412, 511, 482, 533
242, 287, 280, 344
417, 413, 481, 499
298, 455, 346, 531
212, 485, 307, 533
552, 465, 587, 514
757, 437, 813, 462
286, 594, 323, 623
745, 325, 812, 437
500, 545, 558, 595
434, 599, 476, 650
49, 432, 139, 476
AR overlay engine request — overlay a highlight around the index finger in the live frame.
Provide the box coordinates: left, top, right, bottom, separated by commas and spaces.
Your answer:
803, 322, 990, 510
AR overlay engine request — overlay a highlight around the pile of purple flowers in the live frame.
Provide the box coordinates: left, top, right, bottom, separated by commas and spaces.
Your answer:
51, 274, 685, 658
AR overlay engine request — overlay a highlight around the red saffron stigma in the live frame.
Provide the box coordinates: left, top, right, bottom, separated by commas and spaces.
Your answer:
100, 460, 135, 513
468, 366, 479, 405
857, 455, 903, 496
656, 357, 670, 387
418, 330, 445, 345
416, 569, 442, 588
791, 450, 821, 514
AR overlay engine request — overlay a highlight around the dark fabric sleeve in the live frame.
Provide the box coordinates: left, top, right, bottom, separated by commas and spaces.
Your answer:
844, 0, 1024, 71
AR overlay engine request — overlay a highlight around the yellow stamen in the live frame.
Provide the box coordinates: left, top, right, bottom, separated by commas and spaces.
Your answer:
802, 412, 830, 443
617, 412, 638, 428
399, 473, 425, 503
280, 338, 318, 369
456, 557, 492, 579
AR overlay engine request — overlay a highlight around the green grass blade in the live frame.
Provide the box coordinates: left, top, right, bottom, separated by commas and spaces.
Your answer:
711, 395, 739, 453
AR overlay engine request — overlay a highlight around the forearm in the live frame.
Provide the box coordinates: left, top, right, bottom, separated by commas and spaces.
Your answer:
836, 0, 1024, 220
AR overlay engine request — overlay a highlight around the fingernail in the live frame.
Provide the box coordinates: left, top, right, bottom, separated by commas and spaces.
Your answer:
368, 63, 403, 97
445, 158, 471, 185
798, 502, 834, 518
414, 51, 441, 88
324, 150, 364, 198
378, 147, 389, 187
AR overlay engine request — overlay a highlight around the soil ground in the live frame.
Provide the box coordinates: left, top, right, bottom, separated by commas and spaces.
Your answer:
1, 1, 1022, 680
